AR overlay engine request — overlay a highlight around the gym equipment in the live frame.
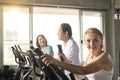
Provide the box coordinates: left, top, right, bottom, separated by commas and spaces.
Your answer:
28, 46, 69, 80
57, 44, 76, 80
11, 45, 33, 80
11, 45, 76, 80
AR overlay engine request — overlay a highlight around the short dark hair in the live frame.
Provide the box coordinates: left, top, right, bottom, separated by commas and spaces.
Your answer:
60, 23, 72, 37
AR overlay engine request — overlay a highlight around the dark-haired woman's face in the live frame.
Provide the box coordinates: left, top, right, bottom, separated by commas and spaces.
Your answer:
38, 36, 47, 47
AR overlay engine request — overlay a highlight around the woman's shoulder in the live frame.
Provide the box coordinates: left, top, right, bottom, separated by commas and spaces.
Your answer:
46, 45, 53, 49
100, 51, 112, 60
100, 51, 113, 71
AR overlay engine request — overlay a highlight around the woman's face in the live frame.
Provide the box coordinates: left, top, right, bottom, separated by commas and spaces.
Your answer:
84, 33, 102, 54
38, 36, 46, 47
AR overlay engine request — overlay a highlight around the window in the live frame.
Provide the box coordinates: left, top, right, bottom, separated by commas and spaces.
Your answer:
3, 7, 29, 65
2, 6, 103, 65
33, 7, 80, 58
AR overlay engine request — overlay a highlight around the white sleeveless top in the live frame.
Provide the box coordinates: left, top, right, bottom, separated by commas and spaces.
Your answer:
86, 54, 113, 80
86, 69, 113, 80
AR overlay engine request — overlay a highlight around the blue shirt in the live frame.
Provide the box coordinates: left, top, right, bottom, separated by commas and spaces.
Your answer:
43, 45, 54, 56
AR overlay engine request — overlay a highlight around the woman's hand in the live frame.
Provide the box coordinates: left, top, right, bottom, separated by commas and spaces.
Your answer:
41, 54, 58, 66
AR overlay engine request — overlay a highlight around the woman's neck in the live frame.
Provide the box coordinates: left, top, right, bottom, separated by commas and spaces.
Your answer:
90, 50, 103, 58
41, 46, 46, 51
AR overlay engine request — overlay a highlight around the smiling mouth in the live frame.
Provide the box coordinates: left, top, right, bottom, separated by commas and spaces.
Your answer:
90, 47, 96, 49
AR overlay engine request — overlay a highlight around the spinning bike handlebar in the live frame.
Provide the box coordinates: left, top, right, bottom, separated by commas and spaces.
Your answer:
11, 45, 33, 80
11, 45, 27, 64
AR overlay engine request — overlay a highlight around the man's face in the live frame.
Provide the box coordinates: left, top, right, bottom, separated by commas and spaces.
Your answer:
57, 26, 66, 41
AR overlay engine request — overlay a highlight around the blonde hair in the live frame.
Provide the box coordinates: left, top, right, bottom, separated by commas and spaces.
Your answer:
84, 28, 103, 48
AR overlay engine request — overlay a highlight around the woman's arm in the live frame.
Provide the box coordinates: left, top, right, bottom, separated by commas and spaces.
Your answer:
42, 54, 87, 75
42, 52, 113, 75
47, 51, 53, 56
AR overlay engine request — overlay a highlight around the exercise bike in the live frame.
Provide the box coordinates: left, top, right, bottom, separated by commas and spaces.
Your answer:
11, 45, 33, 80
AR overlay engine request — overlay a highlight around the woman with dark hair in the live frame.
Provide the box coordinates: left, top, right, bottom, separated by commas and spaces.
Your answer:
36, 34, 54, 56
36, 35, 54, 80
